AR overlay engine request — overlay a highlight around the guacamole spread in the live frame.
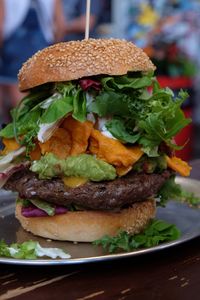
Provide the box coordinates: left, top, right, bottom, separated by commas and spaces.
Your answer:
30, 153, 117, 181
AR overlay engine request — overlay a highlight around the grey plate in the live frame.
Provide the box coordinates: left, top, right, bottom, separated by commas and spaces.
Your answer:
0, 177, 200, 265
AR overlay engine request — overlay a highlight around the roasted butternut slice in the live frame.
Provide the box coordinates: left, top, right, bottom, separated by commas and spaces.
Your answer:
1, 138, 20, 154
166, 156, 191, 177
39, 128, 71, 159
89, 129, 143, 168
62, 116, 93, 155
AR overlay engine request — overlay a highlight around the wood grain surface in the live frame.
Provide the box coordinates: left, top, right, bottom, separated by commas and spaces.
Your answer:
0, 160, 200, 300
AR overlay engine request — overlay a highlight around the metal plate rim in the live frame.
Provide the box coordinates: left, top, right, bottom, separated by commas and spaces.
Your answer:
0, 231, 199, 266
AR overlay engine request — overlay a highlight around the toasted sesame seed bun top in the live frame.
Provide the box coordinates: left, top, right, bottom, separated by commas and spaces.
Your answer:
18, 39, 156, 91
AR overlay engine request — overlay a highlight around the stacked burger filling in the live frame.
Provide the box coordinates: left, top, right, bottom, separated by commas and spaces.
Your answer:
0, 72, 191, 217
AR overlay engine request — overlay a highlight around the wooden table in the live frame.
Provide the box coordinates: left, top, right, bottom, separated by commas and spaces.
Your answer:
0, 161, 200, 300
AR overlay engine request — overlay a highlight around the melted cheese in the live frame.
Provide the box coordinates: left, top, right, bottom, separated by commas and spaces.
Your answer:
116, 165, 132, 177
62, 176, 88, 188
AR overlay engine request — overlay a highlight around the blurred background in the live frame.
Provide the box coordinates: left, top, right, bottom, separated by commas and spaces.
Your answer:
0, 0, 200, 161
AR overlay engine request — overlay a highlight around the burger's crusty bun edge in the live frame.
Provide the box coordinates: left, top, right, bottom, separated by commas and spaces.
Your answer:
15, 199, 156, 242
18, 39, 156, 91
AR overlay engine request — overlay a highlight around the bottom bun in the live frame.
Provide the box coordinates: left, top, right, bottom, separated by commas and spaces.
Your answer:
15, 199, 156, 242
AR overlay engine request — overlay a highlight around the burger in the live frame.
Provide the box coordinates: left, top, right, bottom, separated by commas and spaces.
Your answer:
0, 39, 191, 242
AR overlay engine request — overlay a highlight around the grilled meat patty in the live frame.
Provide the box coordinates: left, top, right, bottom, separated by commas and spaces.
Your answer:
5, 168, 171, 210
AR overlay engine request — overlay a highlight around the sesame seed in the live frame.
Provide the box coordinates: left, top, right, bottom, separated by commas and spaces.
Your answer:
18, 39, 156, 91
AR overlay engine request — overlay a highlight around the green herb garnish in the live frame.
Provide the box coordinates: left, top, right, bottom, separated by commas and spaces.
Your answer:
179, 190, 200, 208
0, 240, 70, 259
158, 176, 200, 208
89, 74, 190, 156
93, 219, 180, 253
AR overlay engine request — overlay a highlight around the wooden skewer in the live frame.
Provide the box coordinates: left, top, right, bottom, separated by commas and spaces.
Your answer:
85, 0, 91, 39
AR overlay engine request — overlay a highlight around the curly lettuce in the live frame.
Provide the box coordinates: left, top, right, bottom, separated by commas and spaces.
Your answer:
88, 75, 190, 156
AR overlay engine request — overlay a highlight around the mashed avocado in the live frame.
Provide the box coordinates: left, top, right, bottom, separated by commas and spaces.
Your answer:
30, 153, 117, 181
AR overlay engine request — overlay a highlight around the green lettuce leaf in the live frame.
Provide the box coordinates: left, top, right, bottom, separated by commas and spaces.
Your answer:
179, 190, 200, 207
100, 74, 152, 91
4, 87, 52, 136
16, 198, 31, 207
0, 123, 15, 139
0, 240, 70, 259
158, 176, 200, 207
56, 82, 87, 122
40, 95, 73, 124
56, 82, 75, 97
1, 108, 41, 152
39, 83, 76, 124
93, 219, 180, 253
88, 91, 131, 117
0, 88, 48, 142
72, 88, 86, 122
29, 199, 55, 216
14, 87, 52, 120
0, 110, 41, 139
106, 118, 140, 143
157, 176, 183, 206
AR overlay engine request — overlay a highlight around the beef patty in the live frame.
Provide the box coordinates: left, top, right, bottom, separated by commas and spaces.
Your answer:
5, 168, 171, 210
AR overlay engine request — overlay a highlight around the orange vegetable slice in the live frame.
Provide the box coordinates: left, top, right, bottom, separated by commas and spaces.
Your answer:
166, 156, 192, 177
89, 129, 143, 168
116, 165, 132, 176
39, 128, 71, 159
29, 143, 41, 161
1, 138, 20, 155
62, 116, 93, 155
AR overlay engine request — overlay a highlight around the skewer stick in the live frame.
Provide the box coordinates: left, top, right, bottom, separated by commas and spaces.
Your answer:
85, 0, 91, 39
